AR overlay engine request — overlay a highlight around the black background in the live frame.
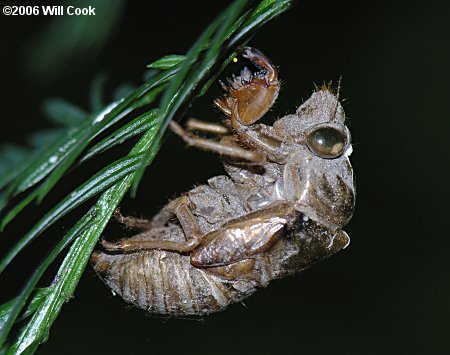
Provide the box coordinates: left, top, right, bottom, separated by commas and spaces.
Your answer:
1, 0, 449, 354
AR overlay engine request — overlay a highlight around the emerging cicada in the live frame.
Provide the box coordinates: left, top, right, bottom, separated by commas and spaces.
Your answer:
91, 47, 355, 316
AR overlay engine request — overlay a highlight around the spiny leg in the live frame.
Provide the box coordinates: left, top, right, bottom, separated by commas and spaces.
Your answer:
216, 46, 280, 128
213, 47, 282, 156
169, 120, 265, 163
102, 196, 203, 253
238, 46, 278, 83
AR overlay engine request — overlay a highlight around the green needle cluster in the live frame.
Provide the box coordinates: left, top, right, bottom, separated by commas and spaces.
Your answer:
0, 1, 294, 353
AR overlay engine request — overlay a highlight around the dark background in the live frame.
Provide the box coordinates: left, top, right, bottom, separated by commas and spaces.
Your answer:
1, 0, 449, 354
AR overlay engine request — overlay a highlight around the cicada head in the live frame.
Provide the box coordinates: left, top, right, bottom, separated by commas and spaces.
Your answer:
273, 88, 355, 231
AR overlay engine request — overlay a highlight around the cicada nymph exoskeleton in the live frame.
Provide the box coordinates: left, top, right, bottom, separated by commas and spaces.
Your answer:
91, 47, 355, 316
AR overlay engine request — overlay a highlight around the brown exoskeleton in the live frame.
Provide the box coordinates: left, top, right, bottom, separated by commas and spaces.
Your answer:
91, 47, 355, 316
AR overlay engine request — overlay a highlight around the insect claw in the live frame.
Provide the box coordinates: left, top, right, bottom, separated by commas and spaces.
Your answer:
101, 239, 127, 251
100, 239, 112, 249
226, 76, 240, 90
218, 79, 229, 92
240, 67, 252, 83
113, 208, 122, 220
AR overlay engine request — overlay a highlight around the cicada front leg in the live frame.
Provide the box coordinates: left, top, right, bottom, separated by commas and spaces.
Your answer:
213, 47, 287, 160
214, 46, 280, 130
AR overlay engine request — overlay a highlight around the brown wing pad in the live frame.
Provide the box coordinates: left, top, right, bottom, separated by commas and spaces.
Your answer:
190, 203, 295, 267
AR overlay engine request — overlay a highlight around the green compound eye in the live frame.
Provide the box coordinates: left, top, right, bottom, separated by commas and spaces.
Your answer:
306, 127, 347, 159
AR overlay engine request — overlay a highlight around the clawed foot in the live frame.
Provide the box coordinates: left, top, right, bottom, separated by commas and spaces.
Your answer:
101, 239, 130, 251
113, 208, 153, 230
214, 46, 280, 128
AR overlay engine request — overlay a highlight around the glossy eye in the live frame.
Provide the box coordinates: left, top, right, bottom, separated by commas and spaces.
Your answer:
306, 127, 347, 158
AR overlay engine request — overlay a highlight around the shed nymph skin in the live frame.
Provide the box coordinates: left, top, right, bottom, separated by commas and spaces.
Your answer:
91, 47, 355, 316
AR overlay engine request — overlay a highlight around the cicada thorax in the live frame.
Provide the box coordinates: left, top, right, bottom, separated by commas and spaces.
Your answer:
282, 150, 355, 232
271, 89, 356, 232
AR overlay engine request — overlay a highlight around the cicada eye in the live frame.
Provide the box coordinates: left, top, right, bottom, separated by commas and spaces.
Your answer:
306, 127, 347, 159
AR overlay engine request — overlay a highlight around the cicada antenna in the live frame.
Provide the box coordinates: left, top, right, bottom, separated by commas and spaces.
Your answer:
332, 75, 342, 120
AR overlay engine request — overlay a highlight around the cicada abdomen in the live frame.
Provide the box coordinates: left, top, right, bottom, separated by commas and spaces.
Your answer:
91, 195, 350, 316
91, 222, 255, 316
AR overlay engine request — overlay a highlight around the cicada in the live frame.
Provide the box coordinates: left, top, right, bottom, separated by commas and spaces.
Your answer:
91, 47, 355, 316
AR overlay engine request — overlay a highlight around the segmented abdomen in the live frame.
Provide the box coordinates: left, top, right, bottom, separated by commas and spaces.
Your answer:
91, 248, 245, 316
